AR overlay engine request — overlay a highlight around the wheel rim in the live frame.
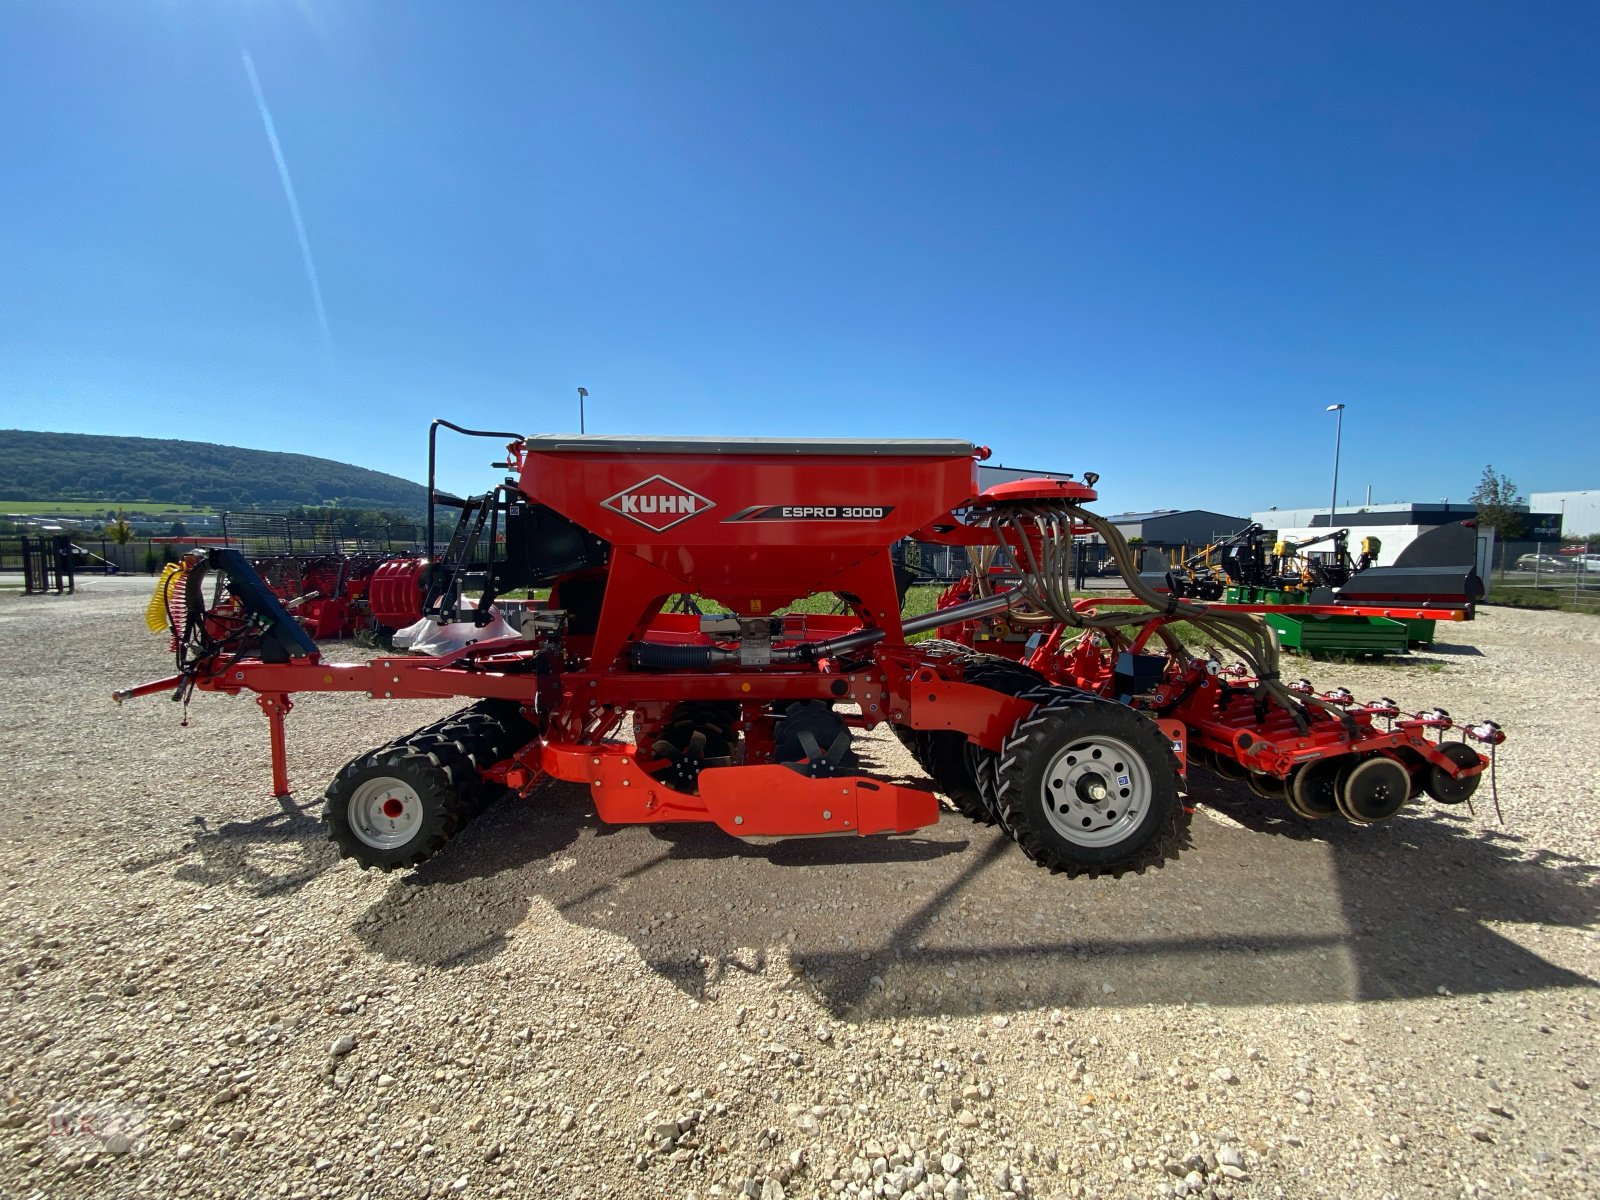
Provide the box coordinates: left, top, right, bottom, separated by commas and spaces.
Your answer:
348, 777, 425, 849
1039, 733, 1152, 847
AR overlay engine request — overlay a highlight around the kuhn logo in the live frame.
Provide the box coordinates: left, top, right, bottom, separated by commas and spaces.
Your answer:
599, 475, 714, 533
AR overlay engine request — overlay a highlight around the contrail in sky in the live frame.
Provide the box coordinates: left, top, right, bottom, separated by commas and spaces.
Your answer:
241, 49, 332, 351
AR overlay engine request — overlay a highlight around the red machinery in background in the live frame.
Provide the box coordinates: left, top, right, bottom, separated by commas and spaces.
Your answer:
117, 423, 1503, 878
365, 556, 428, 631
212, 509, 429, 642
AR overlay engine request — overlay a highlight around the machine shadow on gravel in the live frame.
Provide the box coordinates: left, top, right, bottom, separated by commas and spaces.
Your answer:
354, 766, 967, 972
1191, 773, 1599, 1002
121, 793, 340, 898
350, 750, 1599, 1020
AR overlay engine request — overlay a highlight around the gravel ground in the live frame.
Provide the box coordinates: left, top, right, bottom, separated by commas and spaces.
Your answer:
1, 577, 1597, 1200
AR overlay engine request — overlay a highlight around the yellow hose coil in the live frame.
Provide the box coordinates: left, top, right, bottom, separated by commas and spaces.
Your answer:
145, 562, 184, 633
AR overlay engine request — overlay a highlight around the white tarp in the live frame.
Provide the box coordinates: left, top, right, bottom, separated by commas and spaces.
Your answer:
392, 597, 518, 656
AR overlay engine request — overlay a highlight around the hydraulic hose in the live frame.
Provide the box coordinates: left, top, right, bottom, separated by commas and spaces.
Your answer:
799, 587, 1025, 661
629, 643, 738, 670
965, 500, 1313, 729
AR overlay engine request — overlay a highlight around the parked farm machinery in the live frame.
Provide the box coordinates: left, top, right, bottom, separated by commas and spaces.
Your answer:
1153, 521, 1485, 654
116, 426, 1503, 876
206, 512, 430, 641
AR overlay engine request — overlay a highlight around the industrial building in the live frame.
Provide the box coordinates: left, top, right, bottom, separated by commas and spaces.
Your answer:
1102, 509, 1253, 547
1530, 490, 1600, 538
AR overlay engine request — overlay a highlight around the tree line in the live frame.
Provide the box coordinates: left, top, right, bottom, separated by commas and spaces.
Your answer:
0, 430, 428, 515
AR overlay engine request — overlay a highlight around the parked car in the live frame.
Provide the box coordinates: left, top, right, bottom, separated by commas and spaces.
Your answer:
1571, 553, 1600, 572
1516, 553, 1574, 572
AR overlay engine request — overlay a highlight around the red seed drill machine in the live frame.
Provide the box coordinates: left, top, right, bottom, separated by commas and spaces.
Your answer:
116, 424, 1503, 876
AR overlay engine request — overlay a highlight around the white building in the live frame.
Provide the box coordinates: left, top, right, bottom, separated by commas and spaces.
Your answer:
1530, 490, 1600, 538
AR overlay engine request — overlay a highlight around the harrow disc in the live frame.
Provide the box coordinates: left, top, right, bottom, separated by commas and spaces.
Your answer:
1423, 742, 1483, 806
1247, 771, 1288, 801
1287, 757, 1342, 820
1210, 753, 1251, 782
1337, 755, 1410, 824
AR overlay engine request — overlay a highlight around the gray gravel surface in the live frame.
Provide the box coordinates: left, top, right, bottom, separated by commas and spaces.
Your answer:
1, 578, 1596, 1199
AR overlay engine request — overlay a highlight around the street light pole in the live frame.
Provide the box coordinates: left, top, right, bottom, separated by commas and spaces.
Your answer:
1326, 403, 1345, 527
578, 387, 589, 435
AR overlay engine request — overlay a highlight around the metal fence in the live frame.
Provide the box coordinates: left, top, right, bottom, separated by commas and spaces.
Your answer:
1487, 543, 1600, 612
1, 537, 137, 576
2, 538, 229, 577
220, 512, 423, 555
3, 514, 426, 583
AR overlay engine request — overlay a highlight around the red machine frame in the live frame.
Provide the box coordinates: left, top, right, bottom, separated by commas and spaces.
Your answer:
117, 429, 1502, 873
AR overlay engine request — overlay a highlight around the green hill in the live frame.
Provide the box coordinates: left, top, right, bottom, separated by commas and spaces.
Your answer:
0, 430, 429, 514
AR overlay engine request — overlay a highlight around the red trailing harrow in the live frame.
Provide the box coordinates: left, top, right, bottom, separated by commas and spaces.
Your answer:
116, 426, 1503, 876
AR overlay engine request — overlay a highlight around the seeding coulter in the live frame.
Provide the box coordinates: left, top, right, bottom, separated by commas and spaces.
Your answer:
116, 426, 1504, 876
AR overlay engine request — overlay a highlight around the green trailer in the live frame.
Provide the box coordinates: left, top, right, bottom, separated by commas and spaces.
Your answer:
1224, 586, 1421, 656
1264, 611, 1411, 657
1401, 617, 1437, 646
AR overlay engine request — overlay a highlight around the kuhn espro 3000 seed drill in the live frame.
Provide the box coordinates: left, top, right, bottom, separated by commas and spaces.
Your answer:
116, 425, 1503, 876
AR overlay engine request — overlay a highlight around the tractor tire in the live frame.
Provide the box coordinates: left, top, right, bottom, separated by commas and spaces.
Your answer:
963, 653, 1051, 695
436, 699, 538, 811
960, 655, 1054, 834
993, 700, 1184, 875
915, 638, 975, 658
969, 742, 1009, 830
918, 729, 991, 823
888, 723, 922, 755
888, 723, 986, 822
324, 744, 468, 871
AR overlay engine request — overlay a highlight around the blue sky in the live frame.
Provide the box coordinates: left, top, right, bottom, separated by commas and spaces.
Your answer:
1, 2, 1595, 511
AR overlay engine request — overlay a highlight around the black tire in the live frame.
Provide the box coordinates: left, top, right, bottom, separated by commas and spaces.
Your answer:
919, 730, 992, 823
970, 743, 1009, 830
888, 723, 922, 755
960, 656, 1053, 835
963, 654, 1051, 695
325, 745, 467, 871
1423, 742, 1483, 805
993, 701, 1184, 874
399, 732, 488, 810
915, 638, 975, 658
440, 698, 538, 810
